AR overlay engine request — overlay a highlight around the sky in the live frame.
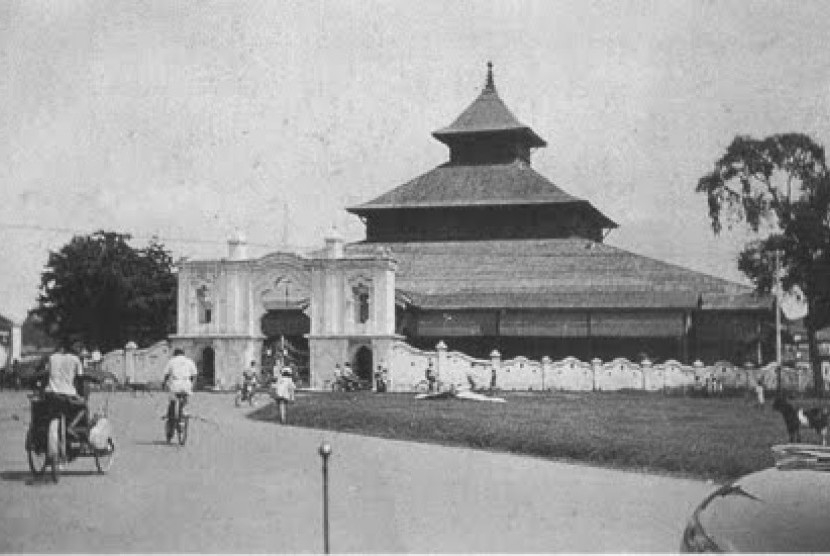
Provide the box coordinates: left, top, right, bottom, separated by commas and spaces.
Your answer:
2, 0, 830, 323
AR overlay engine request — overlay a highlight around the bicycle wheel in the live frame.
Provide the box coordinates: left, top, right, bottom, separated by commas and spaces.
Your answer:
47, 417, 61, 483
26, 429, 47, 476
94, 439, 115, 473
177, 416, 188, 446
165, 401, 176, 443
278, 400, 287, 424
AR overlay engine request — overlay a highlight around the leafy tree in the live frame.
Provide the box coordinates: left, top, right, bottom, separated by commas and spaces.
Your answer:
32, 231, 177, 353
697, 133, 830, 395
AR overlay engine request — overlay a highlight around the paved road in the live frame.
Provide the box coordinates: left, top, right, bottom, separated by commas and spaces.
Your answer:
0, 390, 713, 553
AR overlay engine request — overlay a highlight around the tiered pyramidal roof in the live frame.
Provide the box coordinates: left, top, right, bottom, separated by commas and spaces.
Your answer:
349, 63, 616, 241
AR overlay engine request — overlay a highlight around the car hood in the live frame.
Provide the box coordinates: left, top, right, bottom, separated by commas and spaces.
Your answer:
697, 467, 830, 552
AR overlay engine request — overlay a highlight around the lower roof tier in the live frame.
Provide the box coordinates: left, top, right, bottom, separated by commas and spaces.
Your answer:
344, 238, 771, 312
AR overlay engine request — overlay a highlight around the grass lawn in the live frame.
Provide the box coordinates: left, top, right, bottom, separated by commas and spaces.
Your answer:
250, 390, 823, 482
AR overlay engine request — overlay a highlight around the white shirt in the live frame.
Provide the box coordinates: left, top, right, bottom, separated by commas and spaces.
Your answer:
45, 352, 83, 396
164, 355, 198, 394
274, 375, 296, 401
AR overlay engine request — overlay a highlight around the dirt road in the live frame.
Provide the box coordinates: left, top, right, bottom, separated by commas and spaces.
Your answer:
0, 390, 712, 553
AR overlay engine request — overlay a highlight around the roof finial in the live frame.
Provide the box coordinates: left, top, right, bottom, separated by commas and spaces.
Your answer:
484, 61, 495, 92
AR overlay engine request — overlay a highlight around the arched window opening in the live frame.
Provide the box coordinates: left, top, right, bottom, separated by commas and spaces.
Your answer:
353, 283, 370, 324
197, 285, 213, 324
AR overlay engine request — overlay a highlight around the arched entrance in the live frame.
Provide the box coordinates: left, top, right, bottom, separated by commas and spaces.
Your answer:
260, 310, 310, 384
201, 346, 215, 388
353, 346, 373, 382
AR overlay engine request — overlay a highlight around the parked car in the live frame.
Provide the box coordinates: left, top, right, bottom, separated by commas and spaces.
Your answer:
681, 444, 830, 552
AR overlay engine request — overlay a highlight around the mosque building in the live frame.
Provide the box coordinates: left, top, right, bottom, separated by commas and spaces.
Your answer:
170, 64, 773, 389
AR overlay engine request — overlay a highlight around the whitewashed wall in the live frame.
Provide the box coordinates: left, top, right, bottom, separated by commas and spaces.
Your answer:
100, 340, 171, 386
387, 340, 813, 394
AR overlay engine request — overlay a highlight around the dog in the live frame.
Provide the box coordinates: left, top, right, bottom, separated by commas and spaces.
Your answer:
772, 397, 830, 445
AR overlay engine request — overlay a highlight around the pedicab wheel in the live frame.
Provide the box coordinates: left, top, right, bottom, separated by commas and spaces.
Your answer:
165, 401, 176, 443
94, 439, 115, 473
165, 417, 175, 443
177, 416, 188, 446
26, 429, 47, 476
47, 418, 61, 483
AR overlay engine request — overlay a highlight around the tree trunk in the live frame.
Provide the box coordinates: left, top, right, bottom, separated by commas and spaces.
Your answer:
808, 321, 824, 397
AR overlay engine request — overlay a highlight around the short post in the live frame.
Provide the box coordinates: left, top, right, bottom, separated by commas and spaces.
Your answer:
319, 442, 332, 554
490, 349, 501, 392
436, 341, 448, 390
125, 341, 138, 386
591, 358, 602, 391
641, 358, 652, 391
541, 356, 551, 391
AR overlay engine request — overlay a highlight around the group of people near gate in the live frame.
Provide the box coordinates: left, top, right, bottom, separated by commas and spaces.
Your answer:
332, 362, 389, 392
240, 359, 296, 421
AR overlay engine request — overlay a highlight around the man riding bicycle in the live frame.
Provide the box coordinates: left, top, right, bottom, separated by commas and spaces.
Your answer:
162, 348, 198, 412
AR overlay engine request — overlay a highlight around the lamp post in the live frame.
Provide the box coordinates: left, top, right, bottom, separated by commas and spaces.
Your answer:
774, 249, 783, 394
319, 442, 332, 554
275, 277, 292, 365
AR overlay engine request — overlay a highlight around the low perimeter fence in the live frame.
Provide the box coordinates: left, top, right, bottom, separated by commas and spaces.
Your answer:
100, 340, 171, 386
387, 340, 819, 395
100, 338, 824, 395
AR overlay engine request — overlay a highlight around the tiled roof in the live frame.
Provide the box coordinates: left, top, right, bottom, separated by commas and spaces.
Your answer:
343, 239, 771, 311
348, 161, 616, 228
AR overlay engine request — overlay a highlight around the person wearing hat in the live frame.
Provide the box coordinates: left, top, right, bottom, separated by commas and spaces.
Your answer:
273, 366, 296, 424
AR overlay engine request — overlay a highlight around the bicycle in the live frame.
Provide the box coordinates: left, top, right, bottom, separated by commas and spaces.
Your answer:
164, 392, 189, 446
331, 376, 370, 392
415, 378, 444, 393
234, 380, 261, 407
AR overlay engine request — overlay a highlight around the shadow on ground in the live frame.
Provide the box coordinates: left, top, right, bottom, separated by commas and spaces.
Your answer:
1, 469, 101, 485
134, 440, 182, 447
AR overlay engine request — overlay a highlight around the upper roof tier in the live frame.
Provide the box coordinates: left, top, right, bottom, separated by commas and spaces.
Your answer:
347, 63, 617, 243
432, 62, 546, 149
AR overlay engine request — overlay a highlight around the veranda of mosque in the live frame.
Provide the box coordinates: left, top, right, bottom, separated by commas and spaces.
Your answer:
168, 64, 773, 391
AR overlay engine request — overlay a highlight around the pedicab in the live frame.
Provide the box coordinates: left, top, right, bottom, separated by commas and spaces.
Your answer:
24, 374, 116, 482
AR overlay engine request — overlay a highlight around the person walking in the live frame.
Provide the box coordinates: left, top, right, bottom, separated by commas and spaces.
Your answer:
375, 365, 387, 393
273, 366, 296, 423
426, 362, 437, 393
755, 376, 766, 409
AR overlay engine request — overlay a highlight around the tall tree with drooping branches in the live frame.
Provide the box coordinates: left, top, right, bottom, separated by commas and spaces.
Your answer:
697, 133, 830, 396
